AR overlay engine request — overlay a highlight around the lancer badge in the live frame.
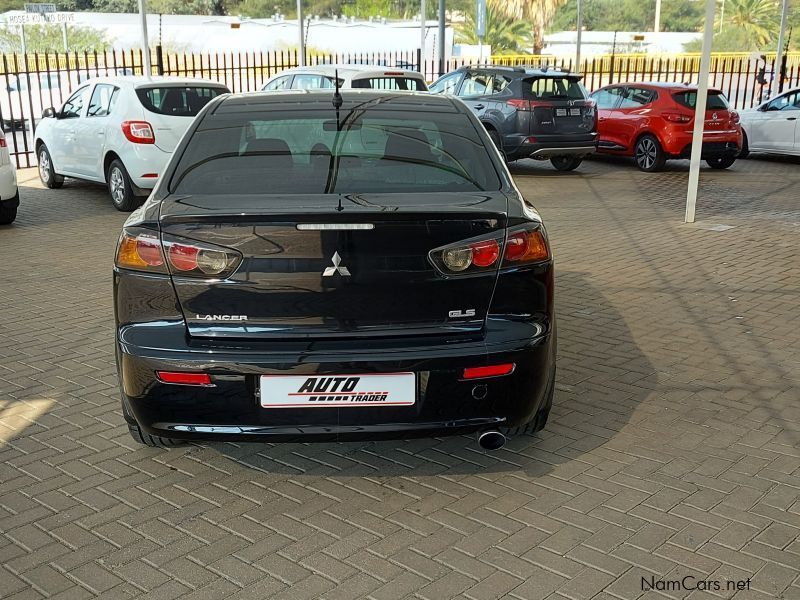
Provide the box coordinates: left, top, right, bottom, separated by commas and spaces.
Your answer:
323, 251, 351, 277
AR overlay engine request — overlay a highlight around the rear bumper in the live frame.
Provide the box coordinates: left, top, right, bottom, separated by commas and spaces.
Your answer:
118, 144, 171, 190
676, 141, 740, 159
505, 134, 598, 160
661, 126, 742, 158
0, 162, 18, 201
117, 320, 556, 443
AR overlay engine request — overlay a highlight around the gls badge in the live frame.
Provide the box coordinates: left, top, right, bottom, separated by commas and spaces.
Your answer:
448, 309, 476, 319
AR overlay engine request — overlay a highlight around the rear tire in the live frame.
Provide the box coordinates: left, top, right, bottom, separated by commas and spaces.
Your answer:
127, 423, 186, 448
738, 132, 750, 159
107, 159, 140, 212
634, 135, 666, 172
0, 202, 17, 225
550, 156, 583, 171
37, 144, 64, 189
706, 155, 736, 169
501, 365, 555, 436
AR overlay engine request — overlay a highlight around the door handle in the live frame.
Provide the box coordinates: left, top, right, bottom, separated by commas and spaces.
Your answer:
473, 104, 485, 110
787, 117, 797, 121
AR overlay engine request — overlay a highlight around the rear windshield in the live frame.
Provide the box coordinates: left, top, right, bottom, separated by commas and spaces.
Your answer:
672, 91, 729, 110
351, 77, 427, 91
525, 77, 586, 100
136, 86, 227, 116
170, 110, 500, 194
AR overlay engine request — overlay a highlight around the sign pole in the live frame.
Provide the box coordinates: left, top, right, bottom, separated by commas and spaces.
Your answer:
420, 0, 426, 77
684, 0, 716, 224
297, 0, 305, 66
475, 0, 486, 64
62, 22, 68, 52
438, 0, 445, 77
575, 0, 582, 71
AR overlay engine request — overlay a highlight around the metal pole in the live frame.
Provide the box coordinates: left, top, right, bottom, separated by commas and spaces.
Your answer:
654, 0, 661, 33
138, 0, 152, 77
438, 0, 445, 77
684, 0, 716, 224
62, 22, 69, 52
297, 0, 305, 66
20, 25, 27, 71
420, 0, 426, 74
478, 38, 483, 64
773, 0, 789, 97
575, 0, 582, 71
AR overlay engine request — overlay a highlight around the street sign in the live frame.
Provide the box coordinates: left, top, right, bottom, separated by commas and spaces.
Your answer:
476, 0, 486, 38
633, 34, 645, 41
24, 3, 57, 13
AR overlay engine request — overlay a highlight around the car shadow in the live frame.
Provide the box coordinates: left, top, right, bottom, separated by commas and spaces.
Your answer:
198, 270, 656, 479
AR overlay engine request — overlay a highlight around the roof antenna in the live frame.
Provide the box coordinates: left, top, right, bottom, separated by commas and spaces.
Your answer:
333, 68, 343, 129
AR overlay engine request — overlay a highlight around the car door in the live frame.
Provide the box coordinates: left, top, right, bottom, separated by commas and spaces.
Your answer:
457, 71, 493, 121
590, 86, 625, 150
753, 91, 800, 152
49, 85, 89, 174
612, 86, 657, 150
77, 83, 120, 179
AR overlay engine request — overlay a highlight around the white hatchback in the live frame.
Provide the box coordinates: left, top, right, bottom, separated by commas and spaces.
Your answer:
262, 65, 428, 92
738, 87, 800, 158
34, 76, 230, 211
0, 130, 19, 224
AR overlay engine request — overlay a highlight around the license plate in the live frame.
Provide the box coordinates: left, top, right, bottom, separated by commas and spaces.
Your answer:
570, 108, 582, 116
555, 108, 567, 117
259, 373, 416, 408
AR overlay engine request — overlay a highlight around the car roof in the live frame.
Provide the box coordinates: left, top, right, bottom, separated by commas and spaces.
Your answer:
213, 89, 460, 114
271, 65, 424, 79
456, 65, 582, 78
605, 81, 724, 93
80, 76, 229, 89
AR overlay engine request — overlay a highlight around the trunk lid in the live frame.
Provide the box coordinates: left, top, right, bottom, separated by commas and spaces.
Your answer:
671, 89, 737, 129
159, 192, 508, 340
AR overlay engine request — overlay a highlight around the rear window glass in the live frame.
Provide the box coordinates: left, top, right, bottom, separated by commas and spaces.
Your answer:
351, 77, 427, 91
170, 110, 500, 195
136, 86, 227, 116
673, 91, 729, 110
526, 77, 586, 100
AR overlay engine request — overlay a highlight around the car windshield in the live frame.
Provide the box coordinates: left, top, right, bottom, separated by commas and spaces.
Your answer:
525, 77, 586, 100
672, 91, 729, 110
170, 109, 500, 194
136, 86, 227, 116
351, 77, 427, 91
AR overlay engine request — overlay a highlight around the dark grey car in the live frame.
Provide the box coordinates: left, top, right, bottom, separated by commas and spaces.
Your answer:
429, 66, 598, 171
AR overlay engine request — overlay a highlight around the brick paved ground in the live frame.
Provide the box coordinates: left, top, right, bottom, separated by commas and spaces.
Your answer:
1, 155, 798, 600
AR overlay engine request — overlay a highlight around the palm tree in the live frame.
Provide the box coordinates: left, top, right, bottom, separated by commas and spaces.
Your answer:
494, 0, 568, 54
456, 2, 532, 54
717, 0, 779, 47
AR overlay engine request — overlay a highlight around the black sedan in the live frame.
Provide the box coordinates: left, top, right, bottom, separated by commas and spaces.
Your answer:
114, 89, 556, 450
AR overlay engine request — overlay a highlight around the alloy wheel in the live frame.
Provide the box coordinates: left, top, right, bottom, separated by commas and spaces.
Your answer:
39, 151, 50, 183
110, 167, 125, 204
636, 138, 657, 170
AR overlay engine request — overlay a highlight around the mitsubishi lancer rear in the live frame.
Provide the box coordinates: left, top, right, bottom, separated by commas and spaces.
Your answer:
113, 90, 556, 449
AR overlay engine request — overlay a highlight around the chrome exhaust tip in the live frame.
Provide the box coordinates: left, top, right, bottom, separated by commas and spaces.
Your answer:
477, 430, 506, 451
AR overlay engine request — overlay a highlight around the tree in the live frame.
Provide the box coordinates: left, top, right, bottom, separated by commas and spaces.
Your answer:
456, 1, 531, 53
683, 0, 781, 52
494, 0, 567, 53
549, 0, 703, 33
0, 24, 110, 52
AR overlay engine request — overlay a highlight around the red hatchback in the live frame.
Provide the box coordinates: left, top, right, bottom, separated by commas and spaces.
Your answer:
590, 82, 743, 171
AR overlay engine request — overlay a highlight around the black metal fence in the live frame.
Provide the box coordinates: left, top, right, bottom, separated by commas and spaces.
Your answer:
3, 48, 799, 168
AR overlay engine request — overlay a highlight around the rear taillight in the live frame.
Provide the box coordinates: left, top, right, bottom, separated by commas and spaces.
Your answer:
157, 371, 213, 386
663, 112, 692, 124
121, 120, 155, 144
730, 110, 740, 124
507, 99, 532, 111
430, 224, 551, 276
0, 136, 6, 148
463, 364, 515, 379
115, 227, 242, 278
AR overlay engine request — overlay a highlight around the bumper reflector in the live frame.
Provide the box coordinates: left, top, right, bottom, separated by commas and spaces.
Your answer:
157, 371, 212, 386
463, 363, 515, 379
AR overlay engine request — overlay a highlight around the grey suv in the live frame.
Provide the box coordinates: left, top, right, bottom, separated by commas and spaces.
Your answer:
430, 66, 598, 170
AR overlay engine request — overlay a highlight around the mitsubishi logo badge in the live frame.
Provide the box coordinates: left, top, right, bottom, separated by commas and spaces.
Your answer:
323, 252, 351, 277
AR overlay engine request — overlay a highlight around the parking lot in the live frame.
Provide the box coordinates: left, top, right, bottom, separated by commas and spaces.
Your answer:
1, 156, 798, 599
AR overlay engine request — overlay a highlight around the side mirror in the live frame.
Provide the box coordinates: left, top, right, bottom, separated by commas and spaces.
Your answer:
42, 107, 57, 118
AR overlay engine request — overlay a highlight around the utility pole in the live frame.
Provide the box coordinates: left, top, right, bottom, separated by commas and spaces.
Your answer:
575, 0, 582, 71
437, 0, 445, 77
297, 0, 305, 66
420, 0, 426, 76
138, 0, 151, 76
654, 0, 661, 33
773, 0, 789, 97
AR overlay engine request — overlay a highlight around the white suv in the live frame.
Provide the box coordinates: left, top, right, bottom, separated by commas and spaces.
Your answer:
262, 65, 427, 92
34, 76, 229, 211
0, 130, 19, 224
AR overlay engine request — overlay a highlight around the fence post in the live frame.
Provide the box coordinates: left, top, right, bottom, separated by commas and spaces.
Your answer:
155, 44, 164, 75
416, 48, 422, 73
